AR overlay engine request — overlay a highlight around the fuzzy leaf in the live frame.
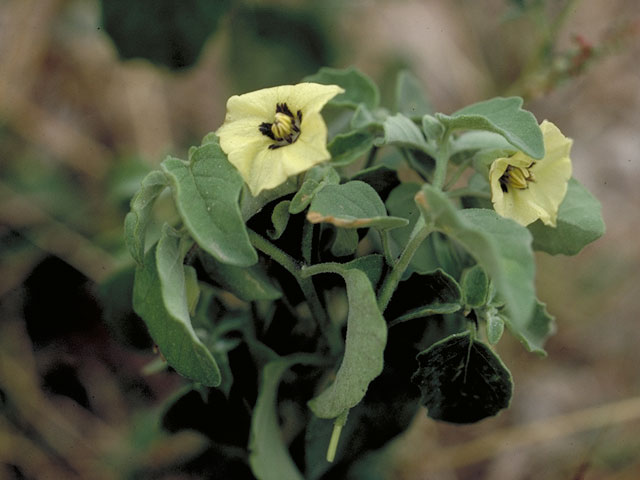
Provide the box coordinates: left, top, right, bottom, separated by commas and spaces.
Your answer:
330, 228, 360, 257
133, 228, 221, 386
307, 181, 408, 230
268, 200, 291, 240
380, 113, 431, 153
199, 251, 282, 302
461, 264, 490, 308
328, 130, 375, 167
528, 178, 605, 255
304, 66, 380, 110
388, 269, 462, 325
485, 308, 505, 345
504, 300, 556, 356
250, 354, 321, 480
161, 140, 257, 266
124, 170, 168, 265
308, 269, 387, 418
289, 164, 340, 214
412, 331, 512, 423
395, 70, 432, 119
436, 97, 544, 159
416, 185, 536, 338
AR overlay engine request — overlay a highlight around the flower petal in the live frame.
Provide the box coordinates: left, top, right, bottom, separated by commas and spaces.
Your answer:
539, 120, 572, 162
489, 121, 573, 227
285, 83, 344, 114
279, 113, 331, 176
217, 115, 270, 154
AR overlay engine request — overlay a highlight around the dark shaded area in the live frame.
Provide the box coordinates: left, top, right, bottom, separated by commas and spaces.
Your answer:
23, 256, 103, 348
100, 0, 231, 69
412, 332, 513, 424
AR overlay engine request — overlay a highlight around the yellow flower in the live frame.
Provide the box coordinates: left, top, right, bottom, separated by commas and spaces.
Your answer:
489, 120, 572, 227
217, 83, 344, 196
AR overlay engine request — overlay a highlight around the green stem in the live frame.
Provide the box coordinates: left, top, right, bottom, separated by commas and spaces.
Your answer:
380, 230, 396, 267
377, 217, 432, 313
401, 149, 431, 182
248, 229, 335, 350
446, 188, 491, 199
443, 157, 474, 191
300, 261, 345, 278
364, 145, 379, 169
326, 410, 349, 463
431, 129, 451, 190
248, 229, 299, 277
301, 220, 314, 264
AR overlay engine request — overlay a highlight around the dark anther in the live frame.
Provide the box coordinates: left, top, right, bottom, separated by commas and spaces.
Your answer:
259, 122, 275, 140
276, 103, 294, 118
499, 175, 509, 193
296, 110, 302, 122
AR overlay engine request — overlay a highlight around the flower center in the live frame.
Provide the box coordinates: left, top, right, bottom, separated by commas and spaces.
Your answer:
499, 163, 536, 192
258, 102, 303, 150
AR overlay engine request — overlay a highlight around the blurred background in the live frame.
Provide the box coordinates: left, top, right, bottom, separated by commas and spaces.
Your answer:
1, 0, 639, 478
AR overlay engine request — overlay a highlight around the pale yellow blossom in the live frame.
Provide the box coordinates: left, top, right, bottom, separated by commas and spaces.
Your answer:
489, 121, 572, 227
217, 83, 343, 195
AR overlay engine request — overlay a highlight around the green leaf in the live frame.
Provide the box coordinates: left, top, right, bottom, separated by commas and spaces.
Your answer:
133, 229, 221, 386
388, 269, 462, 325
380, 113, 431, 153
184, 265, 200, 317
199, 251, 282, 302
484, 307, 505, 345
304, 66, 380, 110
342, 254, 385, 289
124, 170, 168, 265
411, 331, 513, 423
504, 300, 555, 356
350, 103, 384, 130
528, 178, 605, 255
436, 97, 544, 159
421, 114, 444, 143
416, 185, 535, 334
461, 264, 490, 308
330, 228, 360, 257
307, 181, 408, 230
250, 354, 320, 480
328, 130, 375, 167
161, 140, 257, 267
450, 130, 514, 156
240, 178, 298, 221
308, 269, 387, 418
268, 200, 291, 240
349, 165, 399, 201
395, 70, 432, 119
289, 164, 340, 214
189, 285, 237, 396
385, 183, 454, 276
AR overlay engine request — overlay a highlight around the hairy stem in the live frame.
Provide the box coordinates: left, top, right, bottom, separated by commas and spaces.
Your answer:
431, 129, 451, 190
377, 217, 432, 313
248, 229, 340, 354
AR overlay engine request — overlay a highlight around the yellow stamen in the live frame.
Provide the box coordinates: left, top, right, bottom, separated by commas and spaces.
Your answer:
501, 164, 535, 190
271, 112, 293, 140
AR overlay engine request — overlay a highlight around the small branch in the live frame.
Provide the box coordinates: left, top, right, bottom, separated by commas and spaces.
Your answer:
248, 229, 340, 353
377, 217, 432, 313
443, 157, 474, 191
380, 230, 396, 267
431, 129, 451, 190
